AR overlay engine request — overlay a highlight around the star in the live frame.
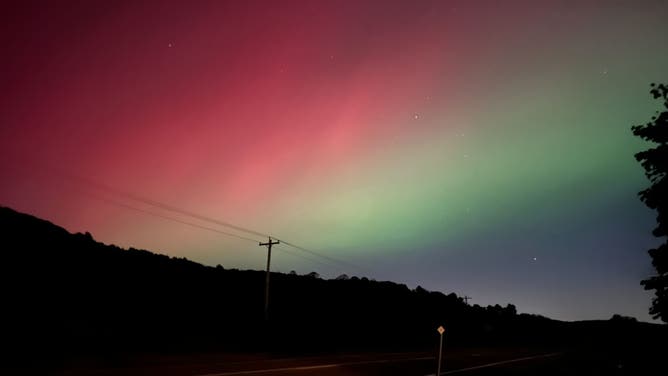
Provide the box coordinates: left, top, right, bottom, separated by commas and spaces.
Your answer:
168, 43, 173, 48
533, 257, 537, 261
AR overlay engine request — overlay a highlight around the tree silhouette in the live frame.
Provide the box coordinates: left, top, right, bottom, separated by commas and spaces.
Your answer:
632, 83, 668, 322
3, 204, 667, 374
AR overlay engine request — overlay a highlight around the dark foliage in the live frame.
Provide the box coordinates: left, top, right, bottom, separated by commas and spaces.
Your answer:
0, 206, 663, 370
632, 83, 668, 322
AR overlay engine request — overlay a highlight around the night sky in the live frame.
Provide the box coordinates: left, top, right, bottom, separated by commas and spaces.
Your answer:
2, 1, 667, 322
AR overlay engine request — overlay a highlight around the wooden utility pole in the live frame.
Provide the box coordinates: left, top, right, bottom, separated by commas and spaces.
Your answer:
463, 296, 471, 305
259, 237, 279, 321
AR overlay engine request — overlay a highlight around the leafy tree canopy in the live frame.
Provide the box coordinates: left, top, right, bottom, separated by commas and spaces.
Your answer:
632, 83, 668, 322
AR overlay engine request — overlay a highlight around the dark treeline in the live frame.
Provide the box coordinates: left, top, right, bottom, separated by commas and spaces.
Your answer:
0, 206, 663, 366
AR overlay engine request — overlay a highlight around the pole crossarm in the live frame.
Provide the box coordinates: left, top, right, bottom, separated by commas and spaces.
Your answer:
259, 239, 280, 247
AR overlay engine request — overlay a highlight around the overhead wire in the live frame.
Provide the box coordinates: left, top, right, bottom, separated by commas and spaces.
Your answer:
272, 244, 341, 271
83, 192, 263, 244
81, 191, 355, 274
275, 238, 369, 273
69, 174, 269, 238
47, 167, 370, 274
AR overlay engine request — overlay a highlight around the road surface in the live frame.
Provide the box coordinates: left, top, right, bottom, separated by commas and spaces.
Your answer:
48, 348, 568, 376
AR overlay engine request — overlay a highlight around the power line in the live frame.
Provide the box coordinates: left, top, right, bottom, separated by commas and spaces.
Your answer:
84, 192, 351, 273
55, 169, 369, 273
275, 238, 369, 273
274, 244, 348, 271
91, 184, 360, 269
75, 176, 269, 238
85, 192, 353, 272
84, 193, 262, 244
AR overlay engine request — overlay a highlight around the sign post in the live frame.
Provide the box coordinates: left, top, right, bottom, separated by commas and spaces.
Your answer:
436, 325, 445, 376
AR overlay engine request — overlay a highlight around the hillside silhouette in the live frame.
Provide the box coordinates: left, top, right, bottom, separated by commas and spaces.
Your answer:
1, 206, 664, 370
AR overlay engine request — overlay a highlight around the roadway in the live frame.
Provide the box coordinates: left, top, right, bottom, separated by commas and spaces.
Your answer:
51, 347, 567, 376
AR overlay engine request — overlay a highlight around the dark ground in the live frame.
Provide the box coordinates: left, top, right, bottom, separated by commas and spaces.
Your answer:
1, 206, 666, 375
13, 341, 662, 376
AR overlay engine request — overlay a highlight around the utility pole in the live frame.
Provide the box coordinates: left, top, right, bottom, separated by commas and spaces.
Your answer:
259, 237, 279, 321
463, 296, 471, 305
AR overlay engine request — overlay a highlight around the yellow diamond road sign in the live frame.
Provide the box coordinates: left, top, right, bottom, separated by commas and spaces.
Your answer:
437, 326, 445, 335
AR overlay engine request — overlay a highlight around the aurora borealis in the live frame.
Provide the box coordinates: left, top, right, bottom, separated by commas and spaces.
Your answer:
1, 0, 667, 322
